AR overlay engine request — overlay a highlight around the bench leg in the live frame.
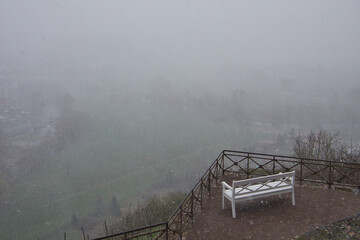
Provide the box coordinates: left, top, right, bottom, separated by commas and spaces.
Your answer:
292, 190, 295, 206
222, 194, 225, 209
231, 201, 236, 218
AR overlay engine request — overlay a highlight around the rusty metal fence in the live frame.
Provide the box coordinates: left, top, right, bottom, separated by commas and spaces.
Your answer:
91, 150, 360, 240
222, 150, 360, 188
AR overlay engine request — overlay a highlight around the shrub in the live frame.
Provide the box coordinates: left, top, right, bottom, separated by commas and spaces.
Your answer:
109, 191, 186, 232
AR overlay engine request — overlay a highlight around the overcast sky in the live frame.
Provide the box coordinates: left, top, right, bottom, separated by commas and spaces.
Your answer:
1, 0, 360, 77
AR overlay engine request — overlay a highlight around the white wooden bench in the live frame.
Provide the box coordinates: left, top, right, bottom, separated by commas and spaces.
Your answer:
222, 171, 295, 218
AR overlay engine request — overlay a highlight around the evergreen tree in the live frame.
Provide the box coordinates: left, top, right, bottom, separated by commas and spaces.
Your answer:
109, 195, 121, 217
71, 214, 78, 226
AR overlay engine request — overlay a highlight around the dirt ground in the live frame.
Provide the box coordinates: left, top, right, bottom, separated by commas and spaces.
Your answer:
184, 178, 360, 240
293, 213, 360, 239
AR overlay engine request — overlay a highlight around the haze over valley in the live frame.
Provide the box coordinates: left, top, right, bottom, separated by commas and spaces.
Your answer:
1, 1, 360, 239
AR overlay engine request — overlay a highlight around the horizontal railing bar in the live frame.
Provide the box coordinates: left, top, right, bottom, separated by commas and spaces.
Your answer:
91, 222, 167, 240
119, 228, 166, 240
225, 155, 301, 164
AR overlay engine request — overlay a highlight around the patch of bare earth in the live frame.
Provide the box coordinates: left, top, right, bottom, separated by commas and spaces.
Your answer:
184, 176, 360, 240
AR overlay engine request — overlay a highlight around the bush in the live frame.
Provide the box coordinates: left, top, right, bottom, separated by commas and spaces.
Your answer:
292, 129, 360, 163
292, 129, 360, 184
110, 191, 186, 232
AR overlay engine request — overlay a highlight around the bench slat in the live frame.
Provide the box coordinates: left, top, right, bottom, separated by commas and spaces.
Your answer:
225, 181, 291, 198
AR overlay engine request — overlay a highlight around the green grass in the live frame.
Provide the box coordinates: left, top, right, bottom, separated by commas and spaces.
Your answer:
0, 99, 266, 240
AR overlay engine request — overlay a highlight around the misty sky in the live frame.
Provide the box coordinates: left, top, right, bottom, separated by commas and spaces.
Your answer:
1, 0, 360, 77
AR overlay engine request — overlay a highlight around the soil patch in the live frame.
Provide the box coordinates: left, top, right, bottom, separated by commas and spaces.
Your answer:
292, 213, 360, 240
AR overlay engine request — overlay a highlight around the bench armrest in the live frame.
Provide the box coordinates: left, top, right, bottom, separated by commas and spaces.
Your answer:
222, 181, 232, 191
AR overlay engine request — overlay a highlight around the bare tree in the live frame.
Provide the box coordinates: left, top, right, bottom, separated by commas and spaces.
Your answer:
292, 130, 348, 161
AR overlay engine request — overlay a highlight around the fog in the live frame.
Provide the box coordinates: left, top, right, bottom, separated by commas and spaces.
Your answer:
2, 0, 360, 75
1, 0, 360, 239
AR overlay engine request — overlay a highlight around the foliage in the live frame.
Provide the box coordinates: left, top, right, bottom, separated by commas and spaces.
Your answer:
110, 191, 186, 232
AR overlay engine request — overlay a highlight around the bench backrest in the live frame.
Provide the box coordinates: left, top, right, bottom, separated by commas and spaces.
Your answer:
232, 171, 295, 196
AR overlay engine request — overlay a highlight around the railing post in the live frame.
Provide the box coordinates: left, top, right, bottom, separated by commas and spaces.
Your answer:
215, 162, 219, 184
180, 205, 183, 238
272, 156, 276, 174
200, 179, 203, 209
300, 159, 303, 186
247, 153, 250, 178
222, 153, 225, 175
166, 222, 169, 240
328, 161, 333, 188
191, 190, 194, 221
208, 171, 211, 194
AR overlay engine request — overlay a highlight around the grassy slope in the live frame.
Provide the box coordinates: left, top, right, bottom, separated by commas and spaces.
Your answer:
0, 98, 265, 240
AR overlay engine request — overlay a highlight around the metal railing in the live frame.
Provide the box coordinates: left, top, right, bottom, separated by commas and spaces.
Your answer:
91, 222, 168, 240
222, 150, 360, 188
91, 150, 360, 240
